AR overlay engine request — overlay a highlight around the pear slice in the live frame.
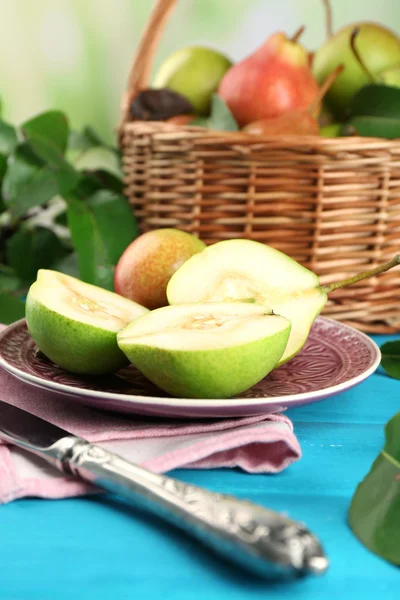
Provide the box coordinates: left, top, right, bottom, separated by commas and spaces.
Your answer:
117, 302, 291, 399
26, 270, 149, 374
167, 240, 400, 365
167, 240, 325, 364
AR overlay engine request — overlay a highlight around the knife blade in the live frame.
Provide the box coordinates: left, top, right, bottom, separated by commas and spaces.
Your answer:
0, 400, 328, 579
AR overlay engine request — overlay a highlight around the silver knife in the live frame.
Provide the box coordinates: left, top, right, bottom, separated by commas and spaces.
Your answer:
0, 400, 328, 579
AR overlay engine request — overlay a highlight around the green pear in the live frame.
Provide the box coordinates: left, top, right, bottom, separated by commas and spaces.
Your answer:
117, 302, 291, 399
313, 23, 400, 118
167, 240, 400, 365
153, 46, 233, 115
26, 270, 148, 374
320, 123, 342, 137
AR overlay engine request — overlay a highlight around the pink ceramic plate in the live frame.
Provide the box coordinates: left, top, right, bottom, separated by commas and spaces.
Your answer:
0, 318, 380, 418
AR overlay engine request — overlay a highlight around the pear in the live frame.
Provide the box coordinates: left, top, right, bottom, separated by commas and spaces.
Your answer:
114, 229, 206, 310
117, 302, 291, 399
167, 240, 400, 365
26, 270, 148, 374
320, 123, 341, 137
218, 27, 320, 127
242, 66, 343, 137
313, 22, 400, 118
153, 47, 232, 116
243, 109, 320, 136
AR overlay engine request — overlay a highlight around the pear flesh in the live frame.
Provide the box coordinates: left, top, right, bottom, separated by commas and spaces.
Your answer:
117, 302, 291, 399
167, 240, 327, 365
26, 270, 148, 374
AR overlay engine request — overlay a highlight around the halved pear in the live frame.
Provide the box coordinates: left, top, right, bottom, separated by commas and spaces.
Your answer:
117, 302, 291, 399
167, 240, 327, 365
26, 270, 149, 374
167, 240, 400, 365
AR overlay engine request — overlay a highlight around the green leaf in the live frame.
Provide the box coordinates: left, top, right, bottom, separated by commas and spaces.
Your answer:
5, 226, 68, 283
2, 144, 58, 217
52, 252, 79, 278
342, 115, 400, 139
74, 146, 122, 178
22, 111, 69, 154
74, 169, 123, 201
208, 94, 239, 131
0, 153, 8, 212
66, 195, 114, 290
350, 84, 400, 119
0, 292, 26, 324
68, 126, 108, 152
0, 271, 21, 292
21, 113, 80, 196
0, 120, 18, 155
380, 341, 400, 379
26, 138, 80, 196
87, 191, 138, 264
190, 116, 210, 127
349, 411, 400, 566
191, 95, 239, 132
9, 168, 58, 218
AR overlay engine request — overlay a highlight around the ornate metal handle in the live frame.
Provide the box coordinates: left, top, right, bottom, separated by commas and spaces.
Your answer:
45, 436, 328, 579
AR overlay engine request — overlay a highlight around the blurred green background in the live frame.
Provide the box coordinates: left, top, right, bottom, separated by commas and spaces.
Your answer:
1, 0, 399, 142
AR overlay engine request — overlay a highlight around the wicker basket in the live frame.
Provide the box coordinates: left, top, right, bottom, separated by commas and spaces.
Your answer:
120, 0, 400, 334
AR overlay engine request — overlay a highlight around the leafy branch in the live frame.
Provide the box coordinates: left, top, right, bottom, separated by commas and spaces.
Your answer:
0, 110, 138, 324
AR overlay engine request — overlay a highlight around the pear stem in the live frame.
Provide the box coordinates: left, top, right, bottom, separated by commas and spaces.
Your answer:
322, 0, 333, 39
308, 64, 344, 117
323, 255, 400, 294
350, 27, 377, 83
291, 25, 305, 43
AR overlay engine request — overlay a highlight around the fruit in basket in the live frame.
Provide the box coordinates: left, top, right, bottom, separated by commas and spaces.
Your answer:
117, 302, 291, 399
114, 229, 206, 311
243, 109, 320, 136
130, 89, 194, 121
26, 270, 148, 374
166, 114, 195, 126
153, 46, 233, 116
313, 23, 400, 118
218, 28, 320, 127
167, 240, 400, 365
320, 123, 341, 137
242, 65, 343, 136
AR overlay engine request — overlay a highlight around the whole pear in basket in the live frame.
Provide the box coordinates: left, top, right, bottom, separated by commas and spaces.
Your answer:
153, 46, 232, 115
218, 27, 320, 127
313, 22, 400, 118
243, 65, 343, 136
167, 239, 400, 364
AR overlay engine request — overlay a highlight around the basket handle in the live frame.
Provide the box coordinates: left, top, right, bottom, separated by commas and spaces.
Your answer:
119, 0, 178, 131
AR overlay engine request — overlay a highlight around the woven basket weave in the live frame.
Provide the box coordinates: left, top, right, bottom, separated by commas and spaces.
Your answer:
120, 0, 400, 333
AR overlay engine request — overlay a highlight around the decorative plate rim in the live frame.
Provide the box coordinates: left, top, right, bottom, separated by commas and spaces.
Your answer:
0, 317, 381, 409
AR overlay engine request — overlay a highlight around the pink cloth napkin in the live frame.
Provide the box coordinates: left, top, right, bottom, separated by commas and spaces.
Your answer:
0, 326, 301, 504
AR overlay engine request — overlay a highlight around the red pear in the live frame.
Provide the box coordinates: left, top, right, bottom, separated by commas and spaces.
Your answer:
242, 65, 343, 136
219, 27, 320, 127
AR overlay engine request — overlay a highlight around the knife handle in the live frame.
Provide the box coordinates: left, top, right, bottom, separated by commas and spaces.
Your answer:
47, 436, 328, 579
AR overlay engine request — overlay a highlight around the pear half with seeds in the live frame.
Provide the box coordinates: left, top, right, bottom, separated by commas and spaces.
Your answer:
117, 302, 291, 399
26, 270, 148, 374
167, 240, 400, 365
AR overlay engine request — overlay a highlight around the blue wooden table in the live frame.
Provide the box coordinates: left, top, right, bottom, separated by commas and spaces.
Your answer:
0, 334, 398, 599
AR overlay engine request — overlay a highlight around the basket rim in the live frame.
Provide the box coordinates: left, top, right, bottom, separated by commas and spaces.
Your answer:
121, 121, 400, 149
